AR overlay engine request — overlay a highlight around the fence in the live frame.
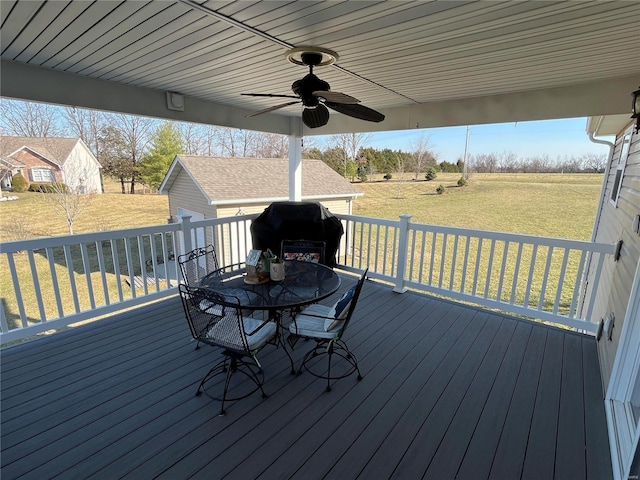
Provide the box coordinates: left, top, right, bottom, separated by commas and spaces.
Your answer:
1, 212, 615, 343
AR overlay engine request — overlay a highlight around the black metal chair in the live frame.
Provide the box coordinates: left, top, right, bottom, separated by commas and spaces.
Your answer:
288, 268, 368, 391
178, 245, 225, 349
178, 244, 220, 286
179, 284, 278, 415
281, 239, 326, 264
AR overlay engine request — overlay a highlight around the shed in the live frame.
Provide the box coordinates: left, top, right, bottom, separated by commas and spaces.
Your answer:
158, 155, 362, 222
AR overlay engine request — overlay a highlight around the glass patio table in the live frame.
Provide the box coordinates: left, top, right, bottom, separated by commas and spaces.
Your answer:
200, 260, 341, 316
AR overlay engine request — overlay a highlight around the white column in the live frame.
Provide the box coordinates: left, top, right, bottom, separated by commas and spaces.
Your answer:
288, 135, 302, 201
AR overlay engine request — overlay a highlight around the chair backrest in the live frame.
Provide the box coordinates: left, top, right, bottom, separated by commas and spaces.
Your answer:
178, 245, 219, 286
336, 268, 368, 340
179, 283, 221, 340
281, 239, 325, 264
179, 284, 252, 354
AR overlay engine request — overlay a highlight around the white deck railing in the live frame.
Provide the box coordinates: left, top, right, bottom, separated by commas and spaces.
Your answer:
0, 213, 615, 344
336, 214, 615, 332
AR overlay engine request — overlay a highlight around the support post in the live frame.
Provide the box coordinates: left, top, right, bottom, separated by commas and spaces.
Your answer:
393, 214, 412, 293
289, 135, 302, 201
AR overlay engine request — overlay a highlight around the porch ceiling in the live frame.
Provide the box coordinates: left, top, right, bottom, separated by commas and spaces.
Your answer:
1, 0, 639, 136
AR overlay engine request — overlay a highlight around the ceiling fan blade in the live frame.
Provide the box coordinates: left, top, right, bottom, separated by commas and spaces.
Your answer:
325, 102, 385, 123
302, 104, 330, 128
242, 93, 299, 99
247, 101, 300, 117
312, 90, 360, 104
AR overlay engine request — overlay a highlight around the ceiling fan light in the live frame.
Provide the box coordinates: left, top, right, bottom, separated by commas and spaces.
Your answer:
302, 104, 330, 128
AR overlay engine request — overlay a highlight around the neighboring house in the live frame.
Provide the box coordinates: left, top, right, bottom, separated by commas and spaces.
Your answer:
0, 136, 102, 193
586, 115, 640, 480
0, 156, 25, 190
158, 155, 363, 262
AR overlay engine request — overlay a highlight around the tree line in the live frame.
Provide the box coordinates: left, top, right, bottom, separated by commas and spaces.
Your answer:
1, 100, 291, 193
1, 100, 606, 195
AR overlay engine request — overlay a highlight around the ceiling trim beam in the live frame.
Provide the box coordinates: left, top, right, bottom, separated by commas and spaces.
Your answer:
309, 75, 640, 135
0, 59, 294, 135
2, 60, 637, 137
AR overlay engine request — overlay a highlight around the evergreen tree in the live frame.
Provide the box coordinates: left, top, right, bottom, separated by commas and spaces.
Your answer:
139, 122, 183, 190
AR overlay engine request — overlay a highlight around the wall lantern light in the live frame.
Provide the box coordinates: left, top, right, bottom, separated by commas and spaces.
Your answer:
632, 87, 640, 134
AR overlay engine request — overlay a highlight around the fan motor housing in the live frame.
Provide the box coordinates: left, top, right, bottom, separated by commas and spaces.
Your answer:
292, 74, 330, 107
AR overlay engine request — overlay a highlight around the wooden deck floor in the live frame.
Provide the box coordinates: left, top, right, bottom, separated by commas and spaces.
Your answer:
1, 274, 612, 479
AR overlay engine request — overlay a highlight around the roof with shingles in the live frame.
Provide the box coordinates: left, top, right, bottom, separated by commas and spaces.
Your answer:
0, 136, 80, 166
0, 156, 25, 168
160, 155, 362, 204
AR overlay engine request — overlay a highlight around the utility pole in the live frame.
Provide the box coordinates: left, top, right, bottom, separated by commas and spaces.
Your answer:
463, 125, 470, 179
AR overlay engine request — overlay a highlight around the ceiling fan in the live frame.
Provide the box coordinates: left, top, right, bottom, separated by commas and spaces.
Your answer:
242, 47, 385, 129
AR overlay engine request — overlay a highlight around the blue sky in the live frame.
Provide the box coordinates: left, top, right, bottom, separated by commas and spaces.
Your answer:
319, 117, 613, 163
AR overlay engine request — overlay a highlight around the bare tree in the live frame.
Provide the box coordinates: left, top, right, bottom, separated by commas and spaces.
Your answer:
497, 151, 518, 173
180, 123, 208, 155
410, 134, 436, 180
216, 128, 259, 157
108, 113, 155, 193
255, 132, 288, 158
527, 154, 552, 173
557, 155, 582, 173
41, 161, 100, 234
64, 107, 104, 157
0, 99, 62, 137
329, 132, 371, 177
201, 125, 220, 156
583, 153, 607, 173
471, 153, 498, 173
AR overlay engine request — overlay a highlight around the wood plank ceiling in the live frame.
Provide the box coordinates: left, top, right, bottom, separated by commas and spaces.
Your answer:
1, 0, 639, 135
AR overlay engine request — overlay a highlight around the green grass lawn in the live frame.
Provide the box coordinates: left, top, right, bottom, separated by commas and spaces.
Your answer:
0, 181, 169, 242
0, 173, 602, 241
353, 173, 603, 240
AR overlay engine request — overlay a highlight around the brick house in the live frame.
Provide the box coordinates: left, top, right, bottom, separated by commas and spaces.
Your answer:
0, 136, 102, 193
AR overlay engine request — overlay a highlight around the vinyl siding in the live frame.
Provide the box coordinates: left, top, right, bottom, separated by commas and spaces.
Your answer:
590, 124, 640, 389
167, 169, 214, 221
62, 141, 101, 193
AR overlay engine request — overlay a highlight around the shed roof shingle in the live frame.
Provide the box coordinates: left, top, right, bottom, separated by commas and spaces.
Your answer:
164, 156, 362, 203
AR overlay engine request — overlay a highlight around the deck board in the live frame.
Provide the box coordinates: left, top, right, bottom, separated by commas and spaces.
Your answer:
454, 320, 535, 479
521, 328, 564, 480
0, 275, 613, 480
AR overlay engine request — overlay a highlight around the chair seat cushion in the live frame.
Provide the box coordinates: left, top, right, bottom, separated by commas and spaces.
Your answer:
289, 304, 341, 339
242, 317, 277, 350
199, 299, 223, 316
208, 315, 276, 352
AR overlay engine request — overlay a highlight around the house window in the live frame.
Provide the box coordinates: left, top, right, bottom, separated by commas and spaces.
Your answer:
610, 131, 631, 206
31, 168, 55, 183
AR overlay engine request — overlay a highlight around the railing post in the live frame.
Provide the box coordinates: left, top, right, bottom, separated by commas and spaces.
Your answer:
394, 214, 411, 293
179, 215, 193, 255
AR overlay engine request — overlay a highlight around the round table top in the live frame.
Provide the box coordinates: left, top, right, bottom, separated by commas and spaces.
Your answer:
200, 260, 341, 311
